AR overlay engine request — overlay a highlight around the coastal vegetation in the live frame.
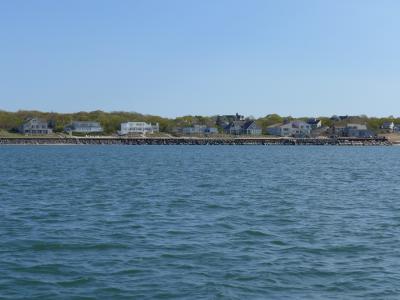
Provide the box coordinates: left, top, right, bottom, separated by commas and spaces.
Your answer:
0, 110, 399, 135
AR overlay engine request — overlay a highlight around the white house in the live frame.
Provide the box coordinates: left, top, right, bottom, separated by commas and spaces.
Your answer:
381, 122, 395, 132
307, 118, 322, 129
267, 121, 311, 137
120, 122, 159, 135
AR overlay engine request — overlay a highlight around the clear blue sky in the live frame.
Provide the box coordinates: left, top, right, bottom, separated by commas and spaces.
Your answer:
0, 0, 399, 117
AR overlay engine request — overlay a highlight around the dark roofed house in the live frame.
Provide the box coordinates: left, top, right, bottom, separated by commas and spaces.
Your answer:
226, 120, 244, 135
242, 120, 262, 135
307, 118, 322, 129
381, 122, 395, 132
19, 118, 53, 135
216, 113, 244, 128
225, 120, 261, 135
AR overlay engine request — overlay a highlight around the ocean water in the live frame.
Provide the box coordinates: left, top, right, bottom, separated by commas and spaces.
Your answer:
1, 145, 400, 299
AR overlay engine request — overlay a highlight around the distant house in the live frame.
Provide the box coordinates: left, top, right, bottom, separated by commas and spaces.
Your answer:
330, 115, 341, 121
330, 125, 346, 137
267, 121, 311, 137
307, 118, 322, 129
65, 121, 103, 133
181, 125, 218, 135
330, 115, 358, 121
19, 118, 53, 135
226, 121, 245, 135
310, 126, 329, 137
225, 120, 262, 135
381, 122, 395, 132
344, 124, 374, 138
216, 113, 244, 128
119, 122, 159, 135
204, 127, 218, 134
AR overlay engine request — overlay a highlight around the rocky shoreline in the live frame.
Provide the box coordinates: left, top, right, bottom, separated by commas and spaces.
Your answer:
0, 137, 392, 146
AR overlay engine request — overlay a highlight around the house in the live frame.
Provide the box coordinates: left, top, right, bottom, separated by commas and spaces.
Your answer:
330, 125, 346, 137
181, 125, 218, 135
19, 118, 53, 135
65, 121, 103, 133
330, 115, 357, 121
226, 121, 245, 135
119, 122, 159, 135
344, 124, 374, 138
310, 126, 329, 137
307, 118, 322, 129
205, 127, 219, 134
267, 121, 311, 137
225, 120, 262, 135
242, 121, 262, 135
381, 122, 395, 132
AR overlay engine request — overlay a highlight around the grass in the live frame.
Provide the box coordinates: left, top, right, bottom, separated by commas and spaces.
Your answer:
0, 129, 69, 138
0, 129, 24, 137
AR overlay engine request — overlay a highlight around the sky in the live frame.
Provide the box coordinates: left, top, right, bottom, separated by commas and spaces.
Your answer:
0, 0, 399, 118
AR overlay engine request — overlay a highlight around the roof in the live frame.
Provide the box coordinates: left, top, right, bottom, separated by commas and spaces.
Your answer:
226, 120, 245, 128
226, 120, 260, 130
242, 120, 260, 130
24, 118, 47, 124
267, 121, 309, 129
307, 118, 321, 125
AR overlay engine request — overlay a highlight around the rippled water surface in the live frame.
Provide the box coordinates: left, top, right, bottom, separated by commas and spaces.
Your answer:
1, 145, 400, 299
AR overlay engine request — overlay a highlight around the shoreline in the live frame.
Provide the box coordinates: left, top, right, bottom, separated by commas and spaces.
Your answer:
0, 137, 392, 146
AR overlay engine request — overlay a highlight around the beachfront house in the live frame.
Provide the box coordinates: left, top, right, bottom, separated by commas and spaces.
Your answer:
330, 125, 346, 137
344, 124, 374, 138
267, 121, 311, 137
119, 122, 159, 135
64, 121, 103, 133
19, 118, 53, 135
224, 120, 262, 135
307, 118, 322, 129
381, 122, 395, 132
181, 125, 218, 135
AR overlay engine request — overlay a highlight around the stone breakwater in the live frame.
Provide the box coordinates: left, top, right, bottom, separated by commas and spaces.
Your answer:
0, 137, 392, 146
